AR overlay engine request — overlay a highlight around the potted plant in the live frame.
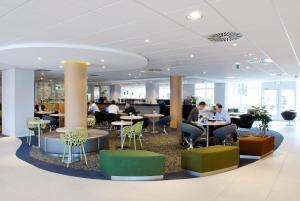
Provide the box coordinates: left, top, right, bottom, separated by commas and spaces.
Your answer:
251, 106, 272, 135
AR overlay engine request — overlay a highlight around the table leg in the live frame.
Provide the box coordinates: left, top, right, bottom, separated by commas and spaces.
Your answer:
38, 124, 41, 148
152, 118, 155, 134
206, 126, 209, 147
120, 125, 124, 149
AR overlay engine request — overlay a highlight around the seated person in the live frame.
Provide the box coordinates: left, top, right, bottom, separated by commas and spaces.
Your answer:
34, 99, 45, 112
124, 102, 136, 115
187, 101, 207, 122
88, 101, 100, 114
106, 100, 119, 114
214, 103, 231, 124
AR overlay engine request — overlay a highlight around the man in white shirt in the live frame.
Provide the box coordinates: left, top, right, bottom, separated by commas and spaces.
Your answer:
106, 100, 119, 114
215, 103, 231, 124
88, 101, 100, 114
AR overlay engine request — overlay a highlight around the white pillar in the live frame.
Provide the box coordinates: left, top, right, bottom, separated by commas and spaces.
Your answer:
111, 84, 121, 101
214, 83, 228, 109
183, 84, 195, 98
146, 82, 159, 104
2, 69, 34, 137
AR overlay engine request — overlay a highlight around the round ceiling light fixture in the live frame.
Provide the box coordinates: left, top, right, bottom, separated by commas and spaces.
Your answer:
207, 32, 243, 42
187, 11, 202, 20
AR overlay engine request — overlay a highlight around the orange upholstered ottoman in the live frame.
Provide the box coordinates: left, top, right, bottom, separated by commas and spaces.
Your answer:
239, 136, 275, 158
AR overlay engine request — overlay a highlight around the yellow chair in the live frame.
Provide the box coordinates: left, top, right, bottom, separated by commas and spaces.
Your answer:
26, 117, 40, 145
87, 116, 96, 128
122, 121, 144, 150
60, 128, 88, 168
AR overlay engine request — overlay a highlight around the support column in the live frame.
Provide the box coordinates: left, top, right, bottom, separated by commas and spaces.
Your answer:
146, 81, 159, 104
64, 61, 88, 128
183, 83, 195, 98
2, 69, 34, 137
170, 76, 182, 129
214, 83, 228, 109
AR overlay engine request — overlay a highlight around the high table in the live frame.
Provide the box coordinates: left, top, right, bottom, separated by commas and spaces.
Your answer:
193, 120, 228, 147
50, 113, 64, 127
28, 119, 50, 147
143, 113, 164, 134
111, 121, 133, 149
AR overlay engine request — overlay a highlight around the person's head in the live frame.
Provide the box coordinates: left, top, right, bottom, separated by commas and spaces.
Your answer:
197, 101, 206, 110
37, 99, 43, 105
87, 102, 91, 105
215, 103, 223, 113
91, 100, 95, 104
111, 100, 116, 104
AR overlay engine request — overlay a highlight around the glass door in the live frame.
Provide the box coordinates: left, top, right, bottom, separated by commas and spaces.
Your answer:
280, 89, 295, 112
263, 89, 278, 117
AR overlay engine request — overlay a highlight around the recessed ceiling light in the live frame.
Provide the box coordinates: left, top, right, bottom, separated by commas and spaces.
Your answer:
263, 58, 273, 63
270, 73, 276, 76
128, 73, 132, 76
245, 66, 250, 69
101, 59, 105, 62
190, 54, 195, 58
187, 11, 202, 20
102, 65, 106, 69
227, 76, 234, 79
232, 43, 238, 47
37, 57, 42, 61
41, 72, 44, 75
140, 70, 145, 73
202, 71, 206, 74
253, 57, 257, 60
145, 39, 150, 43
167, 67, 171, 71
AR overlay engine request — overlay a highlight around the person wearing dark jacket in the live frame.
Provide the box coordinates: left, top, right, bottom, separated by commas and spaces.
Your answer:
187, 101, 206, 122
124, 102, 136, 115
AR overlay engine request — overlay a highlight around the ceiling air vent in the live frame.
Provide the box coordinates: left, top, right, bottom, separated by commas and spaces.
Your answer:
207, 32, 243, 42
147, 68, 162, 72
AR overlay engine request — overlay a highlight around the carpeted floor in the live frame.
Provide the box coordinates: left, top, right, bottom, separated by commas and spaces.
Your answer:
16, 127, 284, 180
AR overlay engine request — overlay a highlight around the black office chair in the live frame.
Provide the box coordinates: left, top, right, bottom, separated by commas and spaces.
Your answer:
281, 110, 297, 126
213, 124, 238, 145
95, 110, 108, 128
239, 114, 254, 128
180, 122, 205, 149
156, 116, 171, 134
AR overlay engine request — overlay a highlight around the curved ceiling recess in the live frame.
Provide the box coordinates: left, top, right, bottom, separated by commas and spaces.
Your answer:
0, 43, 148, 71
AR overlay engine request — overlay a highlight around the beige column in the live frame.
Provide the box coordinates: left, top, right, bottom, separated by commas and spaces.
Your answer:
64, 61, 89, 128
170, 75, 183, 129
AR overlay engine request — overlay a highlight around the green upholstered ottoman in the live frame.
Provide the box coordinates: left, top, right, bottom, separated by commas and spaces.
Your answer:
100, 150, 165, 181
181, 145, 240, 176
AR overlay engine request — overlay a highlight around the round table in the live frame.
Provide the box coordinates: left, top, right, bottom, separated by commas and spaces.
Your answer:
120, 115, 143, 121
111, 121, 133, 149
144, 113, 164, 134
56, 127, 84, 133
50, 113, 64, 127
193, 120, 228, 147
28, 119, 50, 148
35, 111, 54, 115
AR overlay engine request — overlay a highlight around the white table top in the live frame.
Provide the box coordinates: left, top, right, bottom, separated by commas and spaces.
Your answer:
194, 120, 228, 126
35, 111, 54, 115
50, 113, 65, 117
111, 121, 133, 126
56, 127, 84, 133
120, 115, 143, 120
144, 113, 164, 118
28, 120, 51, 125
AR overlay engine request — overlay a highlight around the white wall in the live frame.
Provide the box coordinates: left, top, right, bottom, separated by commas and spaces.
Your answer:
2, 69, 34, 137
214, 82, 228, 109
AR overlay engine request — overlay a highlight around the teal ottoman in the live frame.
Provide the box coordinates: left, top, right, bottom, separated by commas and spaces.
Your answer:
100, 150, 165, 181
182, 145, 240, 176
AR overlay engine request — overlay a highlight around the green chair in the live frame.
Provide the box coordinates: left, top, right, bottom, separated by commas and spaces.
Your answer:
26, 117, 41, 145
60, 128, 88, 168
122, 121, 144, 150
87, 116, 96, 128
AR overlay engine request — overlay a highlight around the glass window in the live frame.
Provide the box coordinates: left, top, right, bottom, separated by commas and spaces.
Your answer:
228, 82, 262, 112
121, 84, 146, 99
159, 83, 170, 99
195, 83, 214, 105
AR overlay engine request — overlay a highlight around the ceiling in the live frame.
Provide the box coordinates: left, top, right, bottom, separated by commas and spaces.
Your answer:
0, 0, 299, 82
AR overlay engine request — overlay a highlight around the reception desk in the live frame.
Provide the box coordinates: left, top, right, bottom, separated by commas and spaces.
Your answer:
97, 103, 163, 115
